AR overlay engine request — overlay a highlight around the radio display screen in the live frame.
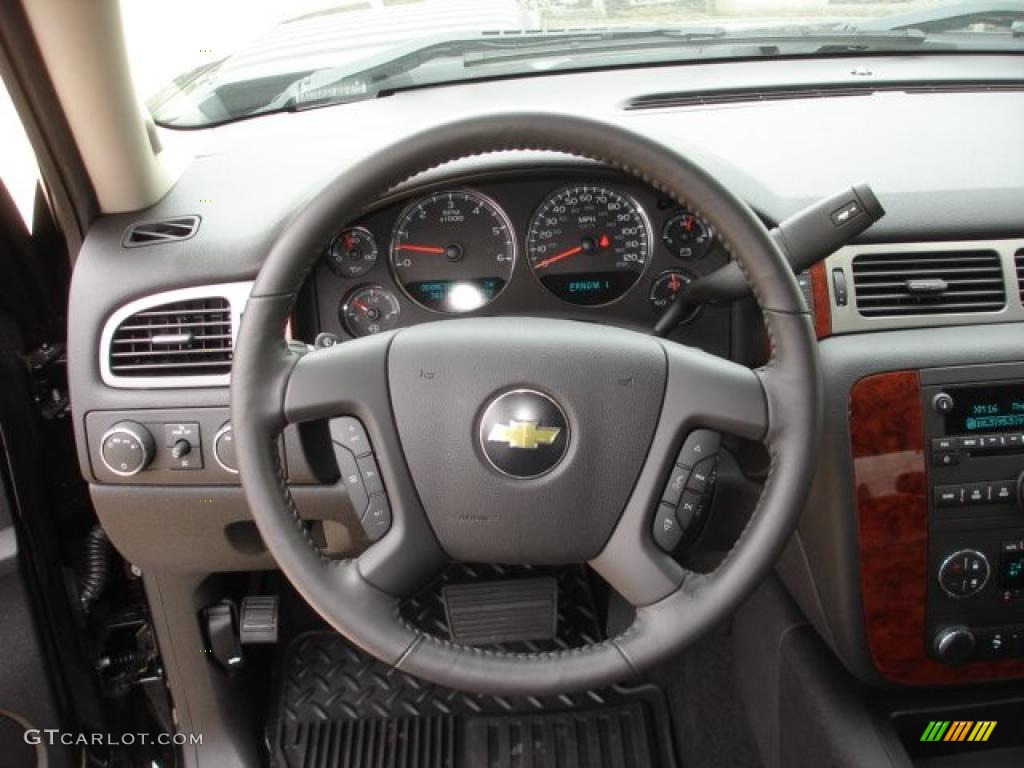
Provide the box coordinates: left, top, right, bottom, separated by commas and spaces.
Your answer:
946, 384, 1024, 434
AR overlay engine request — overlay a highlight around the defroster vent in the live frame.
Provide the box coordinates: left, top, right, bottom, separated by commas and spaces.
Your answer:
852, 250, 1006, 317
109, 296, 233, 378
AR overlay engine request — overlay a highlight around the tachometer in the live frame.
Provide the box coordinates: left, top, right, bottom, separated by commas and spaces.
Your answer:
390, 190, 515, 313
527, 185, 651, 306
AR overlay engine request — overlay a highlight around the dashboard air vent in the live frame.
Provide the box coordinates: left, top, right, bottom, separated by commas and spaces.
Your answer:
1016, 249, 1024, 301
851, 250, 1005, 317
108, 296, 233, 377
123, 216, 200, 247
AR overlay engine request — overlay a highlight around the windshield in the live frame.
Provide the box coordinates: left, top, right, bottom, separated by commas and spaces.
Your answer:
120, 0, 1024, 128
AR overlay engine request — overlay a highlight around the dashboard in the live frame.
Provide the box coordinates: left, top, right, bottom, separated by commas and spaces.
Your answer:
311, 170, 726, 343
65, 52, 1024, 691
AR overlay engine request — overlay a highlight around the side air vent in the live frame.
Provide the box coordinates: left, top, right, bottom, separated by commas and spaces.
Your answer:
851, 250, 1005, 317
101, 282, 252, 388
624, 81, 1024, 111
122, 215, 200, 247
1016, 249, 1024, 301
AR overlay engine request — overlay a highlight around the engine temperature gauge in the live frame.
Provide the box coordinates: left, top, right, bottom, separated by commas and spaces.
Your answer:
662, 211, 713, 261
341, 286, 400, 337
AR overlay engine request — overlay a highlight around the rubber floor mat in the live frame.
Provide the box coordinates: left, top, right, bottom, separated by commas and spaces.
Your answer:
268, 566, 676, 767
269, 634, 675, 767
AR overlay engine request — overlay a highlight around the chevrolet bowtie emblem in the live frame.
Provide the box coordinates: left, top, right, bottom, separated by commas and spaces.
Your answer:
487, 420, 561, 450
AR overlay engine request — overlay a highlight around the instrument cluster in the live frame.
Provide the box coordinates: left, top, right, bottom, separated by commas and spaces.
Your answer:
314, 171, 725, 339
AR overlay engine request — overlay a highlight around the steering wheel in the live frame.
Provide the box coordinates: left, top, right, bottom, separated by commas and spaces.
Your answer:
231, 113, 821, 695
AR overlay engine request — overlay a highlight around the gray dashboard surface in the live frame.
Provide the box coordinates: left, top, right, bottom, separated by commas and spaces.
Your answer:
66, 52, 1024, 687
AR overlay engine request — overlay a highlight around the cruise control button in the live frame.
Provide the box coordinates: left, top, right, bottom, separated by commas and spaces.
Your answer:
663, 466, 690, 507
362, 495, 392, 541
357, 455, 384, 496
330, 417, 372, 457
652, 504, 683, 552
677, 430, 720, 469
687, 457, 716, 494
334, 445, 369, 516
934, 485, 963, 507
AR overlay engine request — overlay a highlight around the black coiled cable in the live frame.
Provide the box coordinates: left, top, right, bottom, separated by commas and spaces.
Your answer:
78, 525, 113, 614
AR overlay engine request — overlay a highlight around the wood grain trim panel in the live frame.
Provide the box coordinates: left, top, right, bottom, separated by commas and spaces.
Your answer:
852, 370, 1024, 684
809, 261, 831, 339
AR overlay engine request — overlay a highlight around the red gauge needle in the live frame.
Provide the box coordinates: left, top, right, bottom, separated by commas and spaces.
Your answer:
534, 245, 584, 270
397, 244, 446, 255
352, 300, 369, 312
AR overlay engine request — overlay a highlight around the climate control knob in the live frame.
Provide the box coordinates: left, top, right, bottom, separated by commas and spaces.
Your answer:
938, 549, 990, 598
100, 421, 155, 477
933, 626, 976, 665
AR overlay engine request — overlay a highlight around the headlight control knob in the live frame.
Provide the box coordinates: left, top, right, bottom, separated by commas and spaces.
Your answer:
100, 421, 155, 477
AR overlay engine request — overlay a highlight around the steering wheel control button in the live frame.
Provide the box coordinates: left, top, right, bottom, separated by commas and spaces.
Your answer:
676, 429, 720, 469
334, 445, 369, 517
479, 389, 569, 479
686, 457, 716, 495
100, 421, 155, 477
677, 491, 703, 528
330, 417, 372, 458
653, 504, 683, 551
938, 549, 990, 599
362, 495, 392, 541
663, 466, 690, 507
213, 424, 239, 474
357, 455, 384, 496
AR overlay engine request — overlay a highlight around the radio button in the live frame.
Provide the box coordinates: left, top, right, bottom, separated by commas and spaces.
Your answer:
932, 452, 959, 468
992, 480, 1015, 504
934, 485, 963, 507
1009, 434, 1024, 448
959, 436, 981, 450
965, 484, 988, 505
982, 435, 1007, 450
932, 437, 957, 452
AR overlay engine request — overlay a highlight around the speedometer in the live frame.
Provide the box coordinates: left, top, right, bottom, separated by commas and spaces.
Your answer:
527, 185, 651, 306
390, 190, 515, 313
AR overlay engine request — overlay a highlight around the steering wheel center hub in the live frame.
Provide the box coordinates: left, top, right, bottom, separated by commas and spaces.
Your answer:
479, 389, 570, 479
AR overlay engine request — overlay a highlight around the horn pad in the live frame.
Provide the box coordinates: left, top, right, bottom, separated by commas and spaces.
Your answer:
387, 318, 666, 563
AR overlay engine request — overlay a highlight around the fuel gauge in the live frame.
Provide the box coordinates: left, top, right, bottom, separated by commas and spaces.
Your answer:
662, 211, 713, 261
341, 285, 400, 337
650, 269, 700, 324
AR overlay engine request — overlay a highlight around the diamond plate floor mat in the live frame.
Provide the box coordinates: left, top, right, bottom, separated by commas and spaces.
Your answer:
269, 632, 676, 768
268, 566, 676, 767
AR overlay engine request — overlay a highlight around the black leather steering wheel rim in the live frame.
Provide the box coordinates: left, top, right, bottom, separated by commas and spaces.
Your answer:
231, 113, 822, 695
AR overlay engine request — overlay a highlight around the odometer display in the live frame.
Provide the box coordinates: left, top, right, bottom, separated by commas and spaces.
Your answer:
390, 190, 515, 313
527, 185, 651, 306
